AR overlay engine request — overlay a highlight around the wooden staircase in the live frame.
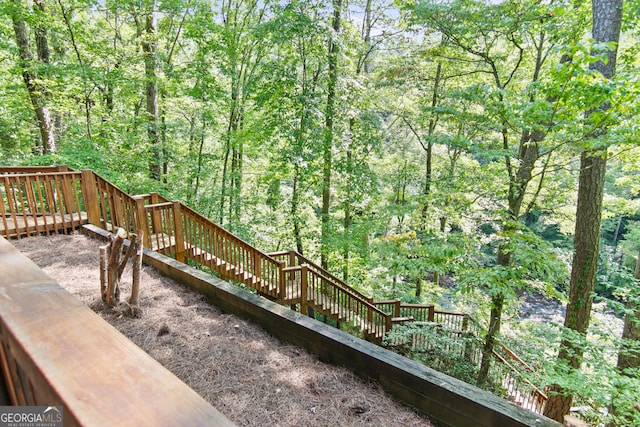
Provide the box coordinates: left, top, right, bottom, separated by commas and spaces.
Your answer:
0, 166, 487, 342
0, 165, 550, 415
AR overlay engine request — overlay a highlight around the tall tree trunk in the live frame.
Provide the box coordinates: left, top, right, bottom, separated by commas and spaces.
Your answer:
421, 62, 442, 225
11, 0, 56, 154
342, 0, 373, 281
477, 122, 540, 387
141, 3, 161, 181
343, 137, 352, 281
544, 0, 623, 421
220, 91, 243, 225
476, 25, 553, 387
291, 163, 304, 254
477, 253, 507, 388
321, 0, 342, 270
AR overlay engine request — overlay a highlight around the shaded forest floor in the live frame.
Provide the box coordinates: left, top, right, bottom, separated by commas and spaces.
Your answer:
12, 233, 432, 427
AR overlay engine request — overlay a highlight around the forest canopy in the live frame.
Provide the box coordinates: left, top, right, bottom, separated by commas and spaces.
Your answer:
1, 0, 639, 424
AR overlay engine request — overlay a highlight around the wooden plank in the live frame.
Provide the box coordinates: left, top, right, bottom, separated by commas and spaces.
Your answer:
0, 237, 235, 427
0, 213, 88, 238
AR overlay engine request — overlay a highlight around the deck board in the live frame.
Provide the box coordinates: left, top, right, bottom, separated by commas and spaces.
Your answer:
0, 212, 88, 238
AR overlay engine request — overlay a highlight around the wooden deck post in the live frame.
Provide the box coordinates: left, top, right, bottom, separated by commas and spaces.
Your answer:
135, 198, 151, 248
172, 201, 186, 263
300, 265, 308, 316
385, 313, 393, 335
150, 193, 162, 232
428, 305, 435, 322
288, 250, 296, 283
81, 170, 101, 226
253, 251, 261, 279
278, 260, 286, 299
394, 299, 401, 317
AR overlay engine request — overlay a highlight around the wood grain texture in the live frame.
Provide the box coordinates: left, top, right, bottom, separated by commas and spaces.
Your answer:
0, 236, 235, 427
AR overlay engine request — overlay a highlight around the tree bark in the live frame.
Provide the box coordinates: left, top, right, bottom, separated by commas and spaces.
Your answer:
11, 0, 56, 154
421, 62, 442, 225
321, 0, 342, 270
106, 228, 128, 306
141, 2, 161, 181
544, 0, 623, 421
129, 230, 144, 309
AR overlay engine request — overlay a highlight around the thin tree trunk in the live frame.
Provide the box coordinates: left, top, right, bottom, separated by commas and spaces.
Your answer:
57, 0, 93, 140
11, 1, 56, 154
321, 0, 342, 270
291, 163, 304, 254
421, 62, 442, 224
343, 139, 352, 281
477, 257, 506, 388
194, 113, 207, 203
141, 3, 161, 181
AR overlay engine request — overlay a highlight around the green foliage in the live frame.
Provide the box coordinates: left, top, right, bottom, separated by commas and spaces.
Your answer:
517, 319, 640, 426
2, 1, 640, 421
383, 322, 480, 385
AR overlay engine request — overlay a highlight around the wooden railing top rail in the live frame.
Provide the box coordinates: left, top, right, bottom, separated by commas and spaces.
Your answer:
1, 171, 87, 239
145, 201, 174, 209
0, 170, 82, 179
0, 236, 235, 427
0, 165, 74, 174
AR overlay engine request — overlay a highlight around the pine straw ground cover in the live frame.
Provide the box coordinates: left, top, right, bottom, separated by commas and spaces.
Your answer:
12, 233, 433, 427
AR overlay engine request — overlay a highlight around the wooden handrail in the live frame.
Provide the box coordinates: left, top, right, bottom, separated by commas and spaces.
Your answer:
272, 250, 465, 330
0, 236, 235, 426
177, 204, 285, 295
0, 165, 73, 174
296, 251, 373, 302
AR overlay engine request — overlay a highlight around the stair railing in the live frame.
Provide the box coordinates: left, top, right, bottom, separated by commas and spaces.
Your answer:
269, 251, 394, 336
270, 250, 375, 303
176, 203, 286, 299
1, 167, 549, 412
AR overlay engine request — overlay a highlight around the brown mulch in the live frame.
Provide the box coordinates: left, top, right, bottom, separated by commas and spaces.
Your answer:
12, 233, 433, 427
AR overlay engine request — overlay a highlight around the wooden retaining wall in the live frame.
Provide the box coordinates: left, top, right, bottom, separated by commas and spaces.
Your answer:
83, 225, 561, 427
0, 235, 235, 427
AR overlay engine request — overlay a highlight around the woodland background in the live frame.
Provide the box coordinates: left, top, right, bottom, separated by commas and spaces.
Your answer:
1, 0, 639, 424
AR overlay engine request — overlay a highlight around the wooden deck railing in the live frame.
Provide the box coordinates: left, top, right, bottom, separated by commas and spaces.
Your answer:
1, 171, 87, 239
0, 165, 73, 174
0, 166, 550, 415
178, 203, 285, 299
83, 175, 287, 299
270, 250, 376, 303
270, 250, 392, 339
280, 264, 390, 340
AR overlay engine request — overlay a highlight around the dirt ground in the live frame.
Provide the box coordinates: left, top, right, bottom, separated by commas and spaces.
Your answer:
12, 233, 433, 427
